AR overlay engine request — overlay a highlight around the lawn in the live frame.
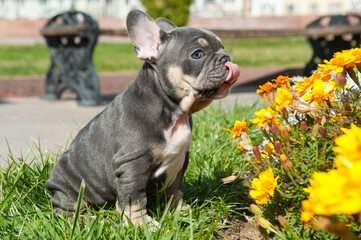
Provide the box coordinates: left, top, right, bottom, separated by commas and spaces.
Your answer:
0, 103, 262, 239
0, 38, 312, 77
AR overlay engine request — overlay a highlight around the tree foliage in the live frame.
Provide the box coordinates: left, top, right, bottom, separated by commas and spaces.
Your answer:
141, 0, 192, 27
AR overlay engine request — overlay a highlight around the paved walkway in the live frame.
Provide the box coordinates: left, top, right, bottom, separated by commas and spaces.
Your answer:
0, 89, 261, 165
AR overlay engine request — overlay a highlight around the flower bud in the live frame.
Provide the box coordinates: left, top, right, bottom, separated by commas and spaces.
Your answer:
271, 124, 279, 135
277, 215, 290, 229
321, 116, 326, 126
252, 146, 262, 161
312, 123, 319, 137
356, 63, 361, 73
281, 107, 288, 119
274, 142, 282, 153
336, 72, 347, 87
279, 127, 290, 143
320, 127, 327, 138
280, 154, 292, 171
255, 216, 272, 231
250, 204, 262, 216
347, 66, 358, 83
315, 116, 322, 123
222, 175, 240, 184
266, 91, 277, 109
300, 121, 308, 134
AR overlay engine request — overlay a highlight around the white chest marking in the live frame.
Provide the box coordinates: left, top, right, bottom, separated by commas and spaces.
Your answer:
153, 115, 192, 187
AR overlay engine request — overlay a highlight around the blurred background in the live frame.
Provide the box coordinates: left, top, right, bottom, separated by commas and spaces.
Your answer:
1, 0, 361, 20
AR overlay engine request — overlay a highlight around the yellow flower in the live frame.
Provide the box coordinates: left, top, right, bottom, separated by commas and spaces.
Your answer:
301, 163, 361, 222
318, 48, 361, 76
294, 70, 331, 98
264, 142, 274, 154
272, 75, 292, 90
333, 124, 361, 169
257, 82, 275, 103
302, 79, 336, 107
302, 123, 361, 222
250, 107, 279, 130
275, 87, 293, 112
220, 120, 249, 141
330, 113, 345, 122
249, 167, 279, 204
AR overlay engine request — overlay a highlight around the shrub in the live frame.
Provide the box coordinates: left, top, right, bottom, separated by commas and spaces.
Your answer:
141, 0, 192, 26
221, 47, 361, 239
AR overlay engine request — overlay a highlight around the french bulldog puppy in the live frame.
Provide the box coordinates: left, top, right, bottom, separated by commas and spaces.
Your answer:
45, 10, 240, 225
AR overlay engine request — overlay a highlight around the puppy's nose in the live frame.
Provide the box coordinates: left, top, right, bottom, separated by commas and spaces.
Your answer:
221, 55, 231, 64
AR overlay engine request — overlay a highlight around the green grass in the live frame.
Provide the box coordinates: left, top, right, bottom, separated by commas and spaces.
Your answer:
225, 38, 312, 67
0, 103, 262, 239
0, 38, 312, 77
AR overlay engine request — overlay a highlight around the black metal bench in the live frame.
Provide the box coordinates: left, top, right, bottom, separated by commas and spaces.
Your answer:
41, 11, 100, 106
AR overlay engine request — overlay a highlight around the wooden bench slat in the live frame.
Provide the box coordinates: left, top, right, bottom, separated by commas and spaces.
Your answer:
41, 25, 88, 36
97, 25, 361, 39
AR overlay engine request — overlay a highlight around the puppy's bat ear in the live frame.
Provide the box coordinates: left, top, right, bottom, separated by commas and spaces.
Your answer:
126, 10, 169, 61
155, 18, 177, 32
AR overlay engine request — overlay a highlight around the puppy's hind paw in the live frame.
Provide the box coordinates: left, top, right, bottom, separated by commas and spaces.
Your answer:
179, 199, 190, 211
53, 207, 74, 218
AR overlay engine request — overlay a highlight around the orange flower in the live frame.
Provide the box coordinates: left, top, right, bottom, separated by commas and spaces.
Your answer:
294, 70, 331, 97
249, 167, 279, 204
220, 120, 249, 141
250, 107, 279, 130
346, 48, 361, 65
257, 82, 275, 103
318, 48, 358, 76
272, 75, 292, 90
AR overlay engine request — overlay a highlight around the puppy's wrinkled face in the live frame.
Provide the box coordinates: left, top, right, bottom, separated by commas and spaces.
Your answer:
159, 27, 240, 102
126, 11, 240, 113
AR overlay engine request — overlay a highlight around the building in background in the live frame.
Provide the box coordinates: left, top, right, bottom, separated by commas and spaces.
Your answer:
249, 0, 361, 17
0, 0, 360, 19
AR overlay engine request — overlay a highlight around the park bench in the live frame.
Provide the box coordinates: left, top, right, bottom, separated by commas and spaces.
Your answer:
41, 11, 100, 106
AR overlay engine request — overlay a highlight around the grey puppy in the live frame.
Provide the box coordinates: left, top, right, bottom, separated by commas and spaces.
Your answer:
45, 10, 240, 225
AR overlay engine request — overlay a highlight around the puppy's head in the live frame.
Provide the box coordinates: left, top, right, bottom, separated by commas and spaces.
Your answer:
127, 10, 240, 113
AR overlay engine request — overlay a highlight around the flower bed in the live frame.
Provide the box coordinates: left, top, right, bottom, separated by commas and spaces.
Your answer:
221, 47, 361, 239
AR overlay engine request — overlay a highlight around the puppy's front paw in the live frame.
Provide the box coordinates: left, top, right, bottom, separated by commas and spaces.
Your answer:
117, 201, 159, 230
123, 213, 160, 231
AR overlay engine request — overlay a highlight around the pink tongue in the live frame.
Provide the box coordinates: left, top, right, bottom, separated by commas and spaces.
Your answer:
225, 61, 240, 82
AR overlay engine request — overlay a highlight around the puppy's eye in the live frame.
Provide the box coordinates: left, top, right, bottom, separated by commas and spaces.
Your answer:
191, 50, 204, 59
